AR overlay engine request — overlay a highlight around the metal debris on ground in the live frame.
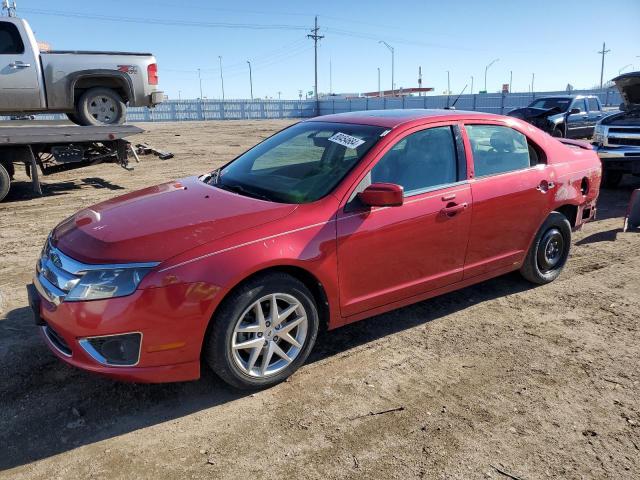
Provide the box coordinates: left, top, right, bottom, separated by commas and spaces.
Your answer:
135, 143, 174, 160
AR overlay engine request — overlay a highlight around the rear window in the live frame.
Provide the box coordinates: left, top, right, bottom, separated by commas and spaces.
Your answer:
587, 98, 600, 112
466, 125, 532, 177
0, 22, 24, 55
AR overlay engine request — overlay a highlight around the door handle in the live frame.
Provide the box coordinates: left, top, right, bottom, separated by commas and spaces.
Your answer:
440, 202, 468, 217
10, 62, 31, 68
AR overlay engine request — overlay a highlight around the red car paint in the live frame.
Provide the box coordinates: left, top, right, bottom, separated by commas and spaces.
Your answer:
35, 110, 601, 383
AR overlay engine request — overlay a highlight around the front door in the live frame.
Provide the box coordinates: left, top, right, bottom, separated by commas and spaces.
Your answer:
566, 98, 588, 138
0, 20, 42, 110
462, 123, 556, 279
337, 124, 472, 317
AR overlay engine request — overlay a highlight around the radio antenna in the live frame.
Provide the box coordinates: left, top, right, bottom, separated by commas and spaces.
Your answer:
2, 0, 17, 17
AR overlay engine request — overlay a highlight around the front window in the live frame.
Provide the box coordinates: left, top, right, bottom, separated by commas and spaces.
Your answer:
529, 98, 571, 111
571, 99, 587, 113
208, 122, 385, 203
0, 22, 25, 54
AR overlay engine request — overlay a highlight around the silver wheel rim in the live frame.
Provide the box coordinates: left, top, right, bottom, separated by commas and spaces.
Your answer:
87, 95, 117, 124
231, 293, 308, 378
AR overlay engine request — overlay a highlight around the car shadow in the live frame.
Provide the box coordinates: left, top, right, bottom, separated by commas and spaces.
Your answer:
0, 272, 533, 470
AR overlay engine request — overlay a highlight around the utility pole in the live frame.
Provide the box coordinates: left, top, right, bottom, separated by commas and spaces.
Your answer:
470, 75, 474, 95
509, 70, 513, 93
447, 70, 450, 95
277, 91, 282, 100
377, 67, 381, 97
247, 60, 253, 100
418, 66, 422, 96
218, 56, 225, 100
178, 90, 181, 100
484, 58, 499, 92
197, 68, 203, 99
2, 1, 17, 16
531, 73, 535, 94
307, 15, 324, 101
598, 42, 610, 89
379, 41, 395, 94
329, 59, 332, 95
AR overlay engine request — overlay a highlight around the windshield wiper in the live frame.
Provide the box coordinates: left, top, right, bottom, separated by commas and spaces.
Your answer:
216, 182, 273, 202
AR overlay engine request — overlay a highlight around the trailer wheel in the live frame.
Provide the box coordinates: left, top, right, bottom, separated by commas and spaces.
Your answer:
0, 163, 10, 202
75, 87, 126, 126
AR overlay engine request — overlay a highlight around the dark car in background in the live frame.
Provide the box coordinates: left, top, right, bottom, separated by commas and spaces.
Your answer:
508, 95, 604, 139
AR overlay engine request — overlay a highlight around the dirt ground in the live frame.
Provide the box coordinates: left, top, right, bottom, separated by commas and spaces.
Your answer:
1, 120, 639, 480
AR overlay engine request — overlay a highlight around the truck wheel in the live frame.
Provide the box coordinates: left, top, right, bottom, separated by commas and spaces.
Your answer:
66, 113, 82, 125
204, 272, 319, 390
551, 127, 564, 138
520, 212, 571, 285
0, 163, 11, 202
602, 169, 623, 189
75, 88, 126, 126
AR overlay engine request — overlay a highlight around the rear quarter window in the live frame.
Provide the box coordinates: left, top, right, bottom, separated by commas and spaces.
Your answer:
0, 22, 25, 55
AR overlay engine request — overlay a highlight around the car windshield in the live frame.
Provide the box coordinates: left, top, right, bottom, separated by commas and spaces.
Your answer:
529, 98, 571, 111
205, 121, 385, 203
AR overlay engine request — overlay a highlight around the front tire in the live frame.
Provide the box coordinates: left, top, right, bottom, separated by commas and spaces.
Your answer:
75, 87, 126, 126
520, 212, 571, 285
204, 273, 319, 390
551, 126, 564, 138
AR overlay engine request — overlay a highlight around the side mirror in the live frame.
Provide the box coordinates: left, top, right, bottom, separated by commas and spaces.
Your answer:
359, 183, 404, 207
569, 108, 581, 115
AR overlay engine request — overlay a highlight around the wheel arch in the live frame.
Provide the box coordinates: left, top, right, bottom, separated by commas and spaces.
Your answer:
554, 204, 579, 228
68, 70, 135, 106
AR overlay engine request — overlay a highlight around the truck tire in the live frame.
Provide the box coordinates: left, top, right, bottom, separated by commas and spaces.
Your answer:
551, 126, 564, 138
66, 112, 81, 125
0, 163, 10, 202
75, 88, 126, 126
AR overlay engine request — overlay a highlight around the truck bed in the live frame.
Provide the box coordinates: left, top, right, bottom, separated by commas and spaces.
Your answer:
0, 123, 144, 146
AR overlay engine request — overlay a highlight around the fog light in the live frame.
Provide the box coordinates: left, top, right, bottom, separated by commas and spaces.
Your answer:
79, 332, 142, 366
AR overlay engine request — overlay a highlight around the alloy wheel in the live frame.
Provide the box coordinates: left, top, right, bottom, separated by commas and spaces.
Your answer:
88, 95, 118, 124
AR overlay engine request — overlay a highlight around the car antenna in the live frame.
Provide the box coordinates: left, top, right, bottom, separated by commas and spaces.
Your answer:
445, 84, 468, 110
2, 0, 17, 17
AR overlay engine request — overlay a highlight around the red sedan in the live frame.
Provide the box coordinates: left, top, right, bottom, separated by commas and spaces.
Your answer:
28, 110, 601, 388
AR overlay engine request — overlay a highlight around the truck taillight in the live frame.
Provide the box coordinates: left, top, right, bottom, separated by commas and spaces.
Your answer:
147, 63, 158, 85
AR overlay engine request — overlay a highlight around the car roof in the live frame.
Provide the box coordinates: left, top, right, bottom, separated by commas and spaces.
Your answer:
534, 95, 595, 100
306, 109, 499, 128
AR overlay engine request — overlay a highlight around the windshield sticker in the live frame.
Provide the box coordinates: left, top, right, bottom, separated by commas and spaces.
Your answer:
328, 132, 366, 149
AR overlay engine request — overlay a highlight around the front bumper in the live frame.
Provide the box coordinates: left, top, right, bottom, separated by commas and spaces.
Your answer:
595, 144, 640, 160
27, 280, 220, 383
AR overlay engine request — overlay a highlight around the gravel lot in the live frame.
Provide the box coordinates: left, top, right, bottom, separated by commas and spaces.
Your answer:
0, 120, 639, 479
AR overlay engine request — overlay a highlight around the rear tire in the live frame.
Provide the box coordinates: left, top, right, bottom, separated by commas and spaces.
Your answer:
0, 163, 10, 202
66, 112, 81, 125
75, 87, 126, 126
520, 212, 571, 285
204, 273, 319, 390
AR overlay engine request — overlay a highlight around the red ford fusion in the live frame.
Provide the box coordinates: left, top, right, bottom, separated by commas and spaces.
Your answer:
28, 110, 601, 389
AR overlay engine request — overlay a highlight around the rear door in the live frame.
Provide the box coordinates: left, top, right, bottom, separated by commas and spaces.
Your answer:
462, 123, 555, 279
566, 98, 588, 138
336, 123, 472, 317
0, 20, 42, 110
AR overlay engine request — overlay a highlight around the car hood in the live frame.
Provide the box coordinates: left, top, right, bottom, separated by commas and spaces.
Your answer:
51, 176, 297, 264
508, 106, 563, 120
612, 71, 640, 109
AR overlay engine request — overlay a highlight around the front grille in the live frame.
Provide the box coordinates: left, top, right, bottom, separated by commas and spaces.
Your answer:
609, 137, 640, 146
44, 324, 72, 356
609, 127, 640, 135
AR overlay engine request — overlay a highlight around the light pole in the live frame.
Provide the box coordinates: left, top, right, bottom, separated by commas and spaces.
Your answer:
470, 75, 474, 95
218, 56, 225, 101
178, 90, 181, 100
619, 64, 632, 75
447, 70, 450, 95
377, 67, 381, 97
379, 40, 395, 95
509, 70, 513, 93
197, 68, 203, 99
247, 60, 253, 100
484, 58, 499, 92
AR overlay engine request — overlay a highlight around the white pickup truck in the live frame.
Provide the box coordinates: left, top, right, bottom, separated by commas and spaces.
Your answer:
0, 16, 163, 125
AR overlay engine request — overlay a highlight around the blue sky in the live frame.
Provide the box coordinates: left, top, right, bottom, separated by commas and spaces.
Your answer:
17, 0, 640, 100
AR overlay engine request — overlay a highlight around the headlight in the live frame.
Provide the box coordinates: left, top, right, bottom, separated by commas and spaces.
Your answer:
65, 267, 154, 301
593, 124, 606, 144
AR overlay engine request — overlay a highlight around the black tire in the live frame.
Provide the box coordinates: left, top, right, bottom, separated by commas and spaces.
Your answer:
602, 168, 623, 189
0, 163, 10, 202
204, 272, 319, 390
520, 212, 571, 285
551, 127, 564, 138
75, 87, 126, 126
66, 112, 82, 125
